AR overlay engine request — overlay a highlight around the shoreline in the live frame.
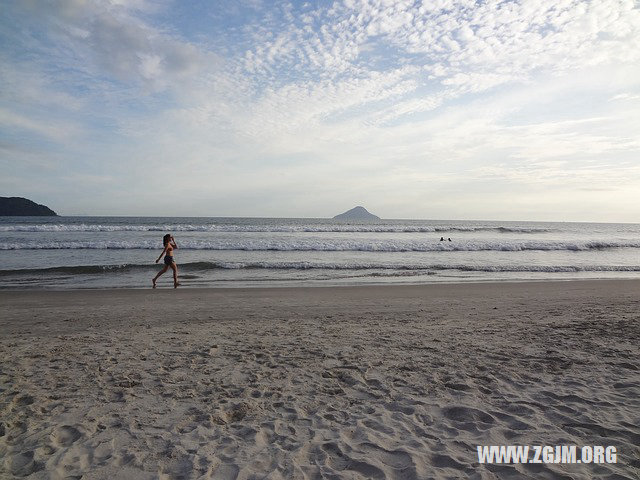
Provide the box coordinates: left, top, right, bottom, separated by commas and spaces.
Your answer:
1, 278, 638, 478
2, 275, 640, 293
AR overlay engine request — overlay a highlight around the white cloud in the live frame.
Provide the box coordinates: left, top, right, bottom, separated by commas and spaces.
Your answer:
611, 93, 640, 101
0, 108, 80, 142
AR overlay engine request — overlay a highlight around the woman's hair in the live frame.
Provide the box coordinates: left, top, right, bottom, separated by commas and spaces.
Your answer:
163, 234, 171, 246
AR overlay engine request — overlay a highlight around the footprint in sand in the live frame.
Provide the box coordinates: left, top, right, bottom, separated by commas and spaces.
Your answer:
50, 425, 81, 447
12, 394, 35, 406
4, 450, 37, 476
5, 421, 27, 445
442, 405, 495, 432
35, 444, 56, 457
225, 402, 250, 423
209, 463, 239, 480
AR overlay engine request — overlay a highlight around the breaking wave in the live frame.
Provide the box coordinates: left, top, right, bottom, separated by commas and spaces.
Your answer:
2, 239, 640, 252
2, 261, 640, 277
0, 223, 553, 233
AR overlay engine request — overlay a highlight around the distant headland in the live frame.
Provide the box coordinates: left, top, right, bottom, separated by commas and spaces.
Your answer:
0, 197, 58, 216
333, 206, 380, 220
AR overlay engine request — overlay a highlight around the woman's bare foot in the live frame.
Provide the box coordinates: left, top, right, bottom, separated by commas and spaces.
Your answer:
174, 282, 181, 288
152, 279, 157, 288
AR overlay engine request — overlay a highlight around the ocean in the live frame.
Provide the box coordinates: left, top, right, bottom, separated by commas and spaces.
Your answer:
1, 216, 640, 289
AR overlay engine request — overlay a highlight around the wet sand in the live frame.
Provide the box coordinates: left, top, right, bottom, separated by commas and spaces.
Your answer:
1, 281, 639, 479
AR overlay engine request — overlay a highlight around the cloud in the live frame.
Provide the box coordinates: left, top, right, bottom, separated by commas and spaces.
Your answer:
0, 108, 80, 142
611, 93, 640, 101
235, 0, 640, 124
8, 0, 214, 93
87, 11, 206, 89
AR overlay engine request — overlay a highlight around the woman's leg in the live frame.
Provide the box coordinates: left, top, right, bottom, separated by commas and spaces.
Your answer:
152, 265, 169, 288
170, 262, 180, 287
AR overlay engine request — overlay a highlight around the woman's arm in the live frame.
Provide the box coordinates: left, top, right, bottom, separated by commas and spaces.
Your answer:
171, 237, 178, 249
156, 245, 168, 263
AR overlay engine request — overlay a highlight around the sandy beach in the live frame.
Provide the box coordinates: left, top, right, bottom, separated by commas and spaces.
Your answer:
1, 280, 638, 479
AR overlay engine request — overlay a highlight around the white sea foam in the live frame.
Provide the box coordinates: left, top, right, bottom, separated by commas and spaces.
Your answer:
0, 224, 553, 233
2, 239, 640, 252
3, 261, 640, 276
202, 262, 640, 273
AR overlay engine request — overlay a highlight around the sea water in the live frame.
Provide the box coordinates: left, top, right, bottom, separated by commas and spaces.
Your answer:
1, 216, 640, 289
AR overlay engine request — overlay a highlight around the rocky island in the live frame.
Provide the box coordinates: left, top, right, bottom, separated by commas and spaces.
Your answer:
0, 197, 58, 216
333, 206, 380, 220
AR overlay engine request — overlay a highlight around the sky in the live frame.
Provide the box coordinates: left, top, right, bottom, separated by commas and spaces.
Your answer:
1, 0, 639, 221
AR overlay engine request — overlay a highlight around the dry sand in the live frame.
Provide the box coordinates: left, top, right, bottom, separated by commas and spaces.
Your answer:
0, 281, 639, 479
